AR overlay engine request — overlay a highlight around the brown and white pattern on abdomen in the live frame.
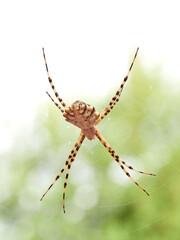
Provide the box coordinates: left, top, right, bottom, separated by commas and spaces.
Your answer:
41, 48, 156, 213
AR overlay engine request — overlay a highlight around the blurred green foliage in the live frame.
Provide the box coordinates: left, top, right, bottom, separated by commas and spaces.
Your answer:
1, 63, 180, 240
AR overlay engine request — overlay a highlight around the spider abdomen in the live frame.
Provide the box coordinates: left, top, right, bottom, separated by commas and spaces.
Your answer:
63, 100, 100, 140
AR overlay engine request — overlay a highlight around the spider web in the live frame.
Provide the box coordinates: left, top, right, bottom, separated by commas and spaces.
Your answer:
52, 78, 180, 238
1, 75, 179, 240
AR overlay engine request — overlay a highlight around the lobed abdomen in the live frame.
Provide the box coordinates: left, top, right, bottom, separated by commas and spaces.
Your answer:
63, 100, 100, 140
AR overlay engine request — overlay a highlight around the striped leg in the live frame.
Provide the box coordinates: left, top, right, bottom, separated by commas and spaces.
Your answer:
63, 133, 85, 213
42, 48, 67, 108
40, 133, 85, 201
96, 129, 155, 196
120, 160, 156, 176
46, 91, 64, 113
95, 48, 139, 125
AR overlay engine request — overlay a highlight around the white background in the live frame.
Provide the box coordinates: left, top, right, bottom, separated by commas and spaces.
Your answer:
0, 0, 180, 150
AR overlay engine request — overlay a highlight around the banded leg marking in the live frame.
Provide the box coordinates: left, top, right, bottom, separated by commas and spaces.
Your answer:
120, 160, 156, 176
63, 133, 85, 213
42, 48, 67, 108
95, 48, 139, 125
96, 129, 155, 196
40, 133, 85, 201
46, 91, 64, 113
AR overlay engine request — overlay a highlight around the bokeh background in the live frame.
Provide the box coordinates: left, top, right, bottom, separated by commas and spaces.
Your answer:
1, 1, 180, 239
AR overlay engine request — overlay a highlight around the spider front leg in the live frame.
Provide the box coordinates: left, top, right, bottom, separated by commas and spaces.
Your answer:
42, 48, 67, 109
63, 133, 85, 213
40, 133, 85, 202
95, 48, 139, 125
96, 129, 155, 195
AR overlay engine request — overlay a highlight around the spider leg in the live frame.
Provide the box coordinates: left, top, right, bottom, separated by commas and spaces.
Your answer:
40, 133, 85, 201
120, 160, 156, 176
96, 129, 154, 196
46, 91, 64, 113
63, 133, 85, 213
95, 48, 139, 125
42, 48, 67, 108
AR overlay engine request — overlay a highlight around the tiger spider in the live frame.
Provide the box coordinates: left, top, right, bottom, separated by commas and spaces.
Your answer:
41, 47, 156, 213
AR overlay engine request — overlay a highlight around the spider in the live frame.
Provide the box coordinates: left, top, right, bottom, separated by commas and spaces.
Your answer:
41, 47, 156, 213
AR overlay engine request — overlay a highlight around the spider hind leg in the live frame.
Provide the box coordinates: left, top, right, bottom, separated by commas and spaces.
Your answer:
96, 48, 139, 125
42, 48, 67, 108
46, 91, 64, 113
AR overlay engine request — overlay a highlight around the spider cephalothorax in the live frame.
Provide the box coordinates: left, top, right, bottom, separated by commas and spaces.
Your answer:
63, 100, 99, 140
41, 48, 156, 213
